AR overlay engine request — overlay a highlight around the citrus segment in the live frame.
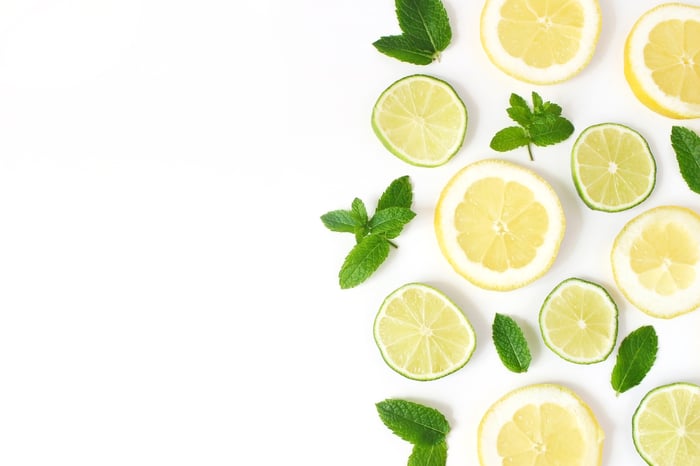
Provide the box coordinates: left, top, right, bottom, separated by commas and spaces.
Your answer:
435, 159, 565, 291
478, 383, 604, 466
373, 283, 476, 381
624, 3, 700, 118
539, 278, 618, 364
611, 205, 700, 318
633, 382, 700, 466
572, 123, 656, 212
371, 74, 467, 167
480, 0, 602, 84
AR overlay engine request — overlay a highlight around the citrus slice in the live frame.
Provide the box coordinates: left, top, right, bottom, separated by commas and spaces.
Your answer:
624, 3, 700, 119
478, 383, 604, 466
480, 0, 602, 84
633, 382, 700, 466
571, 123, 656, 212
371, 74, 468, 167
434, 159, 565, 291
611, 205, 700, 318
373, 282, 476, 381
539, 277, 618, 364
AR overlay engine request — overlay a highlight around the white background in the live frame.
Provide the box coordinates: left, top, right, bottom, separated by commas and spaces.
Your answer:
0, 0, 698, 465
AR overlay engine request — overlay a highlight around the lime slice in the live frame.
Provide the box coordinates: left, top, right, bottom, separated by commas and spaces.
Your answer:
572, 123, 656, 212
611, 205, 700, 318
539, 278, 618, 364
371, 74, 467, 167
373, 282, 476, 381
478, 383, 605, 466
633, 382, 700, 465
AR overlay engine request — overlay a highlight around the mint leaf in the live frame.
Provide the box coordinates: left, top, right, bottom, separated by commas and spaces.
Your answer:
373, 0, 452, 65
408, 441, 447, 466
378, 175, 413, 211
376, 399, 450, 446
368, 207, 416, 237
492, 313, 531, 373
351, 198, 368, 226
611, 325, 658, 395
671, 126, 700, 194
320, 210, 358, 233
339, 234, 390, 289
491, 91, 574, 161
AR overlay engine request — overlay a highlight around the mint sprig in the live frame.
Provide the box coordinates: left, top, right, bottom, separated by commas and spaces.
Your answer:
490, 92, 574, 161
377, 399, 450, 466
373, 0, 452, 65
492, 313, 531, 373
321, 176, 416, 289
611, 325, 658, 395
671, 126, 700, 194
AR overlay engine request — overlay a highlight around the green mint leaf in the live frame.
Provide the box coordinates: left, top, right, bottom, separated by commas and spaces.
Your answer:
531, 91, 544, 112
377, 175, 413, 211
408, 441, 447, 466
529, 116, 574, 147
373, 0, 451, 64
611, 325, 658, 395
339, 234, 390, 289
506, 93, 532, 127
671, 126, 700, 194
490, 126, 529, 152
351, 198, 368, 226
376, 399, 450, 446
320, 210, 358, 233
369, 207, 416, 237
492, 313, 531, 373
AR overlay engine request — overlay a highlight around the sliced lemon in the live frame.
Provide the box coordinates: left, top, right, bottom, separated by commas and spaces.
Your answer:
480, 0, 602, 84
611, 205, 700, 318
478, 383, 604, 466
571, 123, 656, 212
434, 159, 565, 291
371, 74, 468, 167
373, 282, 476, 381
539, 278, 618, 364
624, 3, 700, 119
633, 382, 700, 466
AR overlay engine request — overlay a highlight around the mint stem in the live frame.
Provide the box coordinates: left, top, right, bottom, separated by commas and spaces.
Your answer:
387, 239, 399, 248
526, 143, 534, 161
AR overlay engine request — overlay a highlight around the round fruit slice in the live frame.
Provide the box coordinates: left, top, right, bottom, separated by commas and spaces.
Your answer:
633, 382, 700, 466
478, 383, 604, 466
624, 3, 700, 119
539, 278, 618, 364
480, 0, 602, 84
373, 282, 476, 381
371, 74, 468, 167
435, 159, 565, 291
611, 205, 700, 318
572, 123, 656, 212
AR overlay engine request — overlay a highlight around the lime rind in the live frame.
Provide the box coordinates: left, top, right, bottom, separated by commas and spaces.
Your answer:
371, 74, 468, 168
372, 282, 476, 381
539, 277, 618, 364
571, 123, 656, 212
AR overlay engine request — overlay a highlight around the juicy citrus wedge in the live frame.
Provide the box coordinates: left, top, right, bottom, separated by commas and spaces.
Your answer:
480, 0, 602, 84
633, 382, 700, 466
539, 278, 618, 364
571, 123, 656, 212
478, 383, 604, 466
373, 282, 476, 381
624, 3, 700, 118
371, 74, 468, 167
611, 205, 700, 318
435, 159, 565, 291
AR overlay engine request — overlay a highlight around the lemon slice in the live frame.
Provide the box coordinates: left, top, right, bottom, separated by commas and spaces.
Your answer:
435, 159, 565, 291
539, 278, 618, 364
480, 0, 602, 84
624, 3, 700, 119
371, 74, 468, 167
611, 205, 700, 318
571, 123, 656, 212
373, 282, 476, 381
478, 383, 604, 466
633, 382, 700, 466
